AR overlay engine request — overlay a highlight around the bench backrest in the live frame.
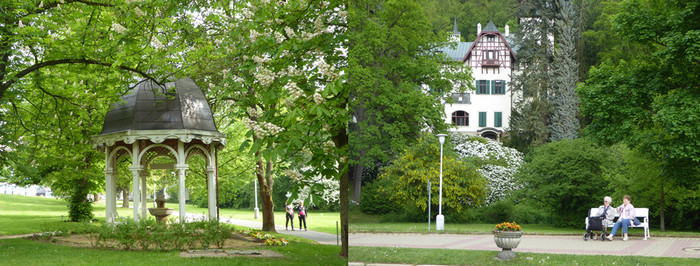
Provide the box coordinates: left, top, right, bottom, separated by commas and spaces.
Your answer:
589, 207, 649, 218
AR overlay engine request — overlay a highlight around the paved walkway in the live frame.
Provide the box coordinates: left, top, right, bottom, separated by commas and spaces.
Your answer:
350, 233, 700, 259
186, 213, 339, 245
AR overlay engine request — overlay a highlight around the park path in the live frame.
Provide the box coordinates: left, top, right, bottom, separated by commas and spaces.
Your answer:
349, 232, 700, 259
185, 213, 340, 245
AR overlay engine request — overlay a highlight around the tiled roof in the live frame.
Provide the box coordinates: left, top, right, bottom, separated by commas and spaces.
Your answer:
438, 42, 472, 62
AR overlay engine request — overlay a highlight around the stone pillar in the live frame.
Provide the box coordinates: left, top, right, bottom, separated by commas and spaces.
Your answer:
105, 167, 115, 224
140, 171, 149, 218
130, 166, 142, 222
176, 164, 188, 222
207, 166, 217, 220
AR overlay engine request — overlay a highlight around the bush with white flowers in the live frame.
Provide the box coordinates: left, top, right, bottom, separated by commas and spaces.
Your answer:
450, 133, 524, 204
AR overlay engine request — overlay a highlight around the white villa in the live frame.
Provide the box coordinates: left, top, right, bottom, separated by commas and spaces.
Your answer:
438, 21, 517, 140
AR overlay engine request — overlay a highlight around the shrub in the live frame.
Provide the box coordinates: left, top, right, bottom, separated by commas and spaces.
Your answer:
378, 134, 486, 216
515, 139, 617, 227
360, 178, 400, 215
450, 134, 524, 205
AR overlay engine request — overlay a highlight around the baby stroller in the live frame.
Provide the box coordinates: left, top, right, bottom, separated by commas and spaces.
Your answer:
584, 209, 607, 241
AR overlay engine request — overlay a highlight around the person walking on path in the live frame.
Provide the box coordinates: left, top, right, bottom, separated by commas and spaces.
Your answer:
285, 201, 295, 231
608, 195, 639, 241
298, 201, 307, 231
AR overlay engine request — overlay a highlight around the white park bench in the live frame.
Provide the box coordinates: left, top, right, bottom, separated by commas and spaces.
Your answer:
586, 207, 650, 240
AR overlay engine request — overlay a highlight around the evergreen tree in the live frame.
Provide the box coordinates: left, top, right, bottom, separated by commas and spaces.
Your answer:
549, 0, 580, 141
507, 0, 559, 152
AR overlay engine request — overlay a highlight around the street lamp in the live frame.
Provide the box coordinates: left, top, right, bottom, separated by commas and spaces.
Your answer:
436, 133, 447, 230
254, 178, 259, 219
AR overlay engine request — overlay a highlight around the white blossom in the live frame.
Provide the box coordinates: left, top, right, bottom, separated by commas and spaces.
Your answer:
450, 133, 524, 204
134, 7, 145, 17
246, 107, 259, 118
252, 54, 271, 64
285, 82, 303, 101
275, 31, 285, 43
284, 169, 303, 181
254, 67, 275, 87
284, 26, 296, 38
261, 122, 284, 135
112, 22, 127, 34
241, 8, 253, 19
151, 36, 164, 49
18, 20, 24, 28
249, 29, 260, 42
313, 93, 324, 104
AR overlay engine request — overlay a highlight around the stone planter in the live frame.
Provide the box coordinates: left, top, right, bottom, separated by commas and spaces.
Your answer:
493, 230, 523, 260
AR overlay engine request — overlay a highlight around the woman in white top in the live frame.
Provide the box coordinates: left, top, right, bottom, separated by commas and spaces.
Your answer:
594, 196, 615, 239
607, 195, 636, 241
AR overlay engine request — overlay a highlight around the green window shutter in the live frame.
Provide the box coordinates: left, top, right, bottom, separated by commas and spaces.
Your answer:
501, 80, 507, 94
479, 112, 486, 127
475, 80, 479, 94
495, 112, 502, 127
491, 80, 496, 95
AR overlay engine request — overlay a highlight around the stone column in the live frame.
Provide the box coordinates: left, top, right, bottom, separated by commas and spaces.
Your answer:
176, 164, 188, 222
129, 166, 142, 222
140, 171, 149, 218
105, 167, 115, 224
207, 166, 217, 220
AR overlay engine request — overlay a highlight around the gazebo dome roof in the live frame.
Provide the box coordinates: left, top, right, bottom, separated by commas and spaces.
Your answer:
94, 77, 226, 147
100, 77, 218, 134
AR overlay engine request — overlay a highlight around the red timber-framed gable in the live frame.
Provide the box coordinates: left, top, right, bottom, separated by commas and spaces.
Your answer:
462, 31, 517, 74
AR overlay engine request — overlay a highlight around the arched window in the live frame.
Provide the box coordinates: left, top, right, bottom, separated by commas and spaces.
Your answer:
452, 111, 469, 126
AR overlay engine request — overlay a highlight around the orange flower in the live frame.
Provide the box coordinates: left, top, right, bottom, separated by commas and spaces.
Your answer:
495, 221, 521, 231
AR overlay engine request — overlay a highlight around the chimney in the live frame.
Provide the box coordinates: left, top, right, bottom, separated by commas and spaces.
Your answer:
477, 23, 482, 35
505, 24, 509, 37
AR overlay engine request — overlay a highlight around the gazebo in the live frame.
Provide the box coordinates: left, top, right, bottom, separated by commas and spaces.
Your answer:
93, 77, 226, 224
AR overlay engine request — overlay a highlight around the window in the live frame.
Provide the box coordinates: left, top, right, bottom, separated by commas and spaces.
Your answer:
452, 111, 469, 126
494, 112, 502, 127
476, 80, 489, 94
493, 80, 505, 94
487, 50, 496, 60
479, 112, 487, 127
487, 35, 495, 42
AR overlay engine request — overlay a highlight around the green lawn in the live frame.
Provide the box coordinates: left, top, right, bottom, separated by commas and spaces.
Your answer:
0, 238, 346, 266
349, 212, 700, 237
0, 194, 346, 265
0, 194, 339, 235
102, 200, 340, 235
349, 246, 700, 265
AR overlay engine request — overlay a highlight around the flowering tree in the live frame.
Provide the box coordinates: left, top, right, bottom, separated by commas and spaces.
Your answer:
449, 134, 524, 204
182, 1, 347, 254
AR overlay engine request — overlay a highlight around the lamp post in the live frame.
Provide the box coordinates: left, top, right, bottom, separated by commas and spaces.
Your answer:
254, 178, 259, 219
436, 133, 447, 230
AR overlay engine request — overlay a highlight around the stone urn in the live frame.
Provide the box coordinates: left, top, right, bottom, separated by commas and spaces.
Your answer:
493, 230, 523, 260
147, 191, 173, 224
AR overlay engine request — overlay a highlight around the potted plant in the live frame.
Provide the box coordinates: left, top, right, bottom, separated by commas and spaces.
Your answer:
493, 221, 523, 260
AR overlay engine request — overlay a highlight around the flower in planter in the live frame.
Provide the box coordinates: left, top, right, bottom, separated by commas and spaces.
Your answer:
495, 221, 521, 231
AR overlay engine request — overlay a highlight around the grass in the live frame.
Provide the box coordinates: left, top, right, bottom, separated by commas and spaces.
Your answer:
349, 212, 700, 237
349, 246, 700, 265
0, 194, 346, 265
102, 200, 340, 235
0, 238, 346, 266
0, 194, 339, 235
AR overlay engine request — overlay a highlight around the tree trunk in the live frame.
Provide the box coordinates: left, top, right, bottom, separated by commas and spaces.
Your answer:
256, 156, 276, 232
340, 165, 349, 257
351, 163, 364, 203
122, 188, 129, 208
660, 182, 665, 232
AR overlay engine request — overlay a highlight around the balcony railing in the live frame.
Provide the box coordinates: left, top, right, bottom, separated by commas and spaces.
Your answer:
482, 59, 500, 66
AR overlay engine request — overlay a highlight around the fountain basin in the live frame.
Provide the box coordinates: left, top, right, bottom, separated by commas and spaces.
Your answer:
148, 208, 174, 223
